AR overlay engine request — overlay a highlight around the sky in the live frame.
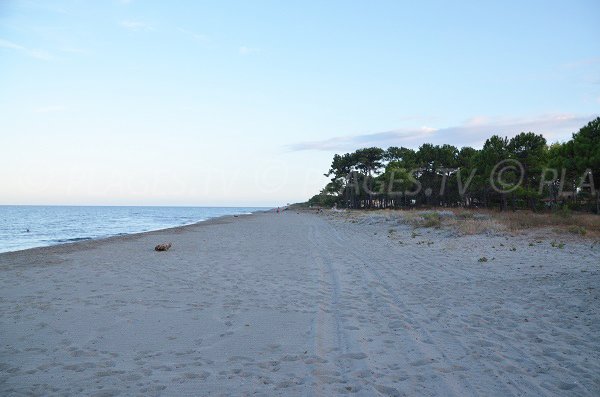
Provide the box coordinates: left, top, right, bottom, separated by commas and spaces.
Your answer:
0, 0, 599, 206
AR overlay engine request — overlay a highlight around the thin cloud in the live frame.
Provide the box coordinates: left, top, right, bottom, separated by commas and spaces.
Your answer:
288, 114, 598, 152
177, 28, 211, 45
588, 77, 600, 85
562, 56, 600, 69
0, 38, 52, 60
59, 47, 92, 56
34, 105, 67, 113
120, 19, 152, 31
239, 46, 260, 55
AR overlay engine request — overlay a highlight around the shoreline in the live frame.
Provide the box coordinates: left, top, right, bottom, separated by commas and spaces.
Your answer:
0, 209, 268, 258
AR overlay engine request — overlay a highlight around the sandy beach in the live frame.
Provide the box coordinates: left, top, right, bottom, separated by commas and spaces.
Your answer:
1, 210, 599, 396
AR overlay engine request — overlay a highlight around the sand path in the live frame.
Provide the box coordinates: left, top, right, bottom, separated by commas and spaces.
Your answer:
1, 211, 599, 396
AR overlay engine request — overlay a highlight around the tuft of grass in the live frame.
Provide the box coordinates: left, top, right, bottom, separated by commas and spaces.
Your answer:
456, 211, 475, 219
455, 218, 504, 235
568, 225, 587, 236
558, 205, 572, 219
551, 241, 565, 249
416, 240, 434, 246
478, 256, 488, 262
406, 211, 443, 229
421, 212, 442, 228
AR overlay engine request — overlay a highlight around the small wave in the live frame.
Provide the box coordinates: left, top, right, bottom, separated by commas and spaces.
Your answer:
0, 206, 267, 253
55, 237, 93, 243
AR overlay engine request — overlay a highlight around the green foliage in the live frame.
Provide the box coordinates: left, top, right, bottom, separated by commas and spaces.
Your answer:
310, 117, 600, 213
568, 225, 587, 236
421, 212, 442, 228
557, 204, 572, 218
353, 147, 385, 175
572, 118, 600, 180
385, 146, 418, 168
307, 193, 337, 207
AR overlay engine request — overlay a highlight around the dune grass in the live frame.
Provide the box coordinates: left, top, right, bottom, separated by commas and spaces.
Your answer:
399, 208, 600, 238
491, 210, 600, 238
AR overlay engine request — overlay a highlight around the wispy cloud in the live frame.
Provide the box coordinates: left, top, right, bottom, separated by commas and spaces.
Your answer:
562, 56, 600, 69
177, 28, 211, 45
119, 19, 152, 31
59, 47, 92, 56
288, 114, 598, 152
239, 46, 260, 55
34, 105, 67, 113
0, 38, 52, 60
586, 77, 600, 85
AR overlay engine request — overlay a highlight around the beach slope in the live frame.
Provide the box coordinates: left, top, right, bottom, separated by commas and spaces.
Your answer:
1, 211, 599, 396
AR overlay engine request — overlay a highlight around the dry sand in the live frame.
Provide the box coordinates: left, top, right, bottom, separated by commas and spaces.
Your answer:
1, 210, 599, 396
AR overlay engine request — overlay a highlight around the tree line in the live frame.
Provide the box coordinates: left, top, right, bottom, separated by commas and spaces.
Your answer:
308, 117, 600, 213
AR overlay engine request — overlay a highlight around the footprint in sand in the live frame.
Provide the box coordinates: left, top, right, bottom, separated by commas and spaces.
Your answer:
410, 358, 436, 367
183, 371, 210, 380
275, 378, 305, 389
227, 355, 255, 363
374, 384, 402, 396
281, 354, 302, 362
338, 384, 362, 394
304, 356, 328, 364
338, 352, 368, 360
257, 360, 280, 369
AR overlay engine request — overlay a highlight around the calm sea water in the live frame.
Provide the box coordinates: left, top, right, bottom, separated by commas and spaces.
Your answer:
0, 206, 267, 253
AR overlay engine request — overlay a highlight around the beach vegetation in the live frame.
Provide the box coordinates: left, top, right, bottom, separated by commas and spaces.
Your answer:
421, 212, 442, 228
568, 225, 587, 236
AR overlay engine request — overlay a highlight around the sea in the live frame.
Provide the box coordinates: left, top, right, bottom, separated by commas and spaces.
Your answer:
0, 206, 267, 253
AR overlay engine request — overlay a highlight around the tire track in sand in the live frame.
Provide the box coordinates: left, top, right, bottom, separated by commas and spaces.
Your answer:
325, 215, 551, 396
306, 219, 372, 395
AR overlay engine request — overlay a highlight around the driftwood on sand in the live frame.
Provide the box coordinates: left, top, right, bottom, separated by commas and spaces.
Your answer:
154, 243, 172, 251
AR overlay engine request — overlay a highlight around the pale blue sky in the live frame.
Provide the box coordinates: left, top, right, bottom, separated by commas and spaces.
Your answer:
1, 0, 598, 206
